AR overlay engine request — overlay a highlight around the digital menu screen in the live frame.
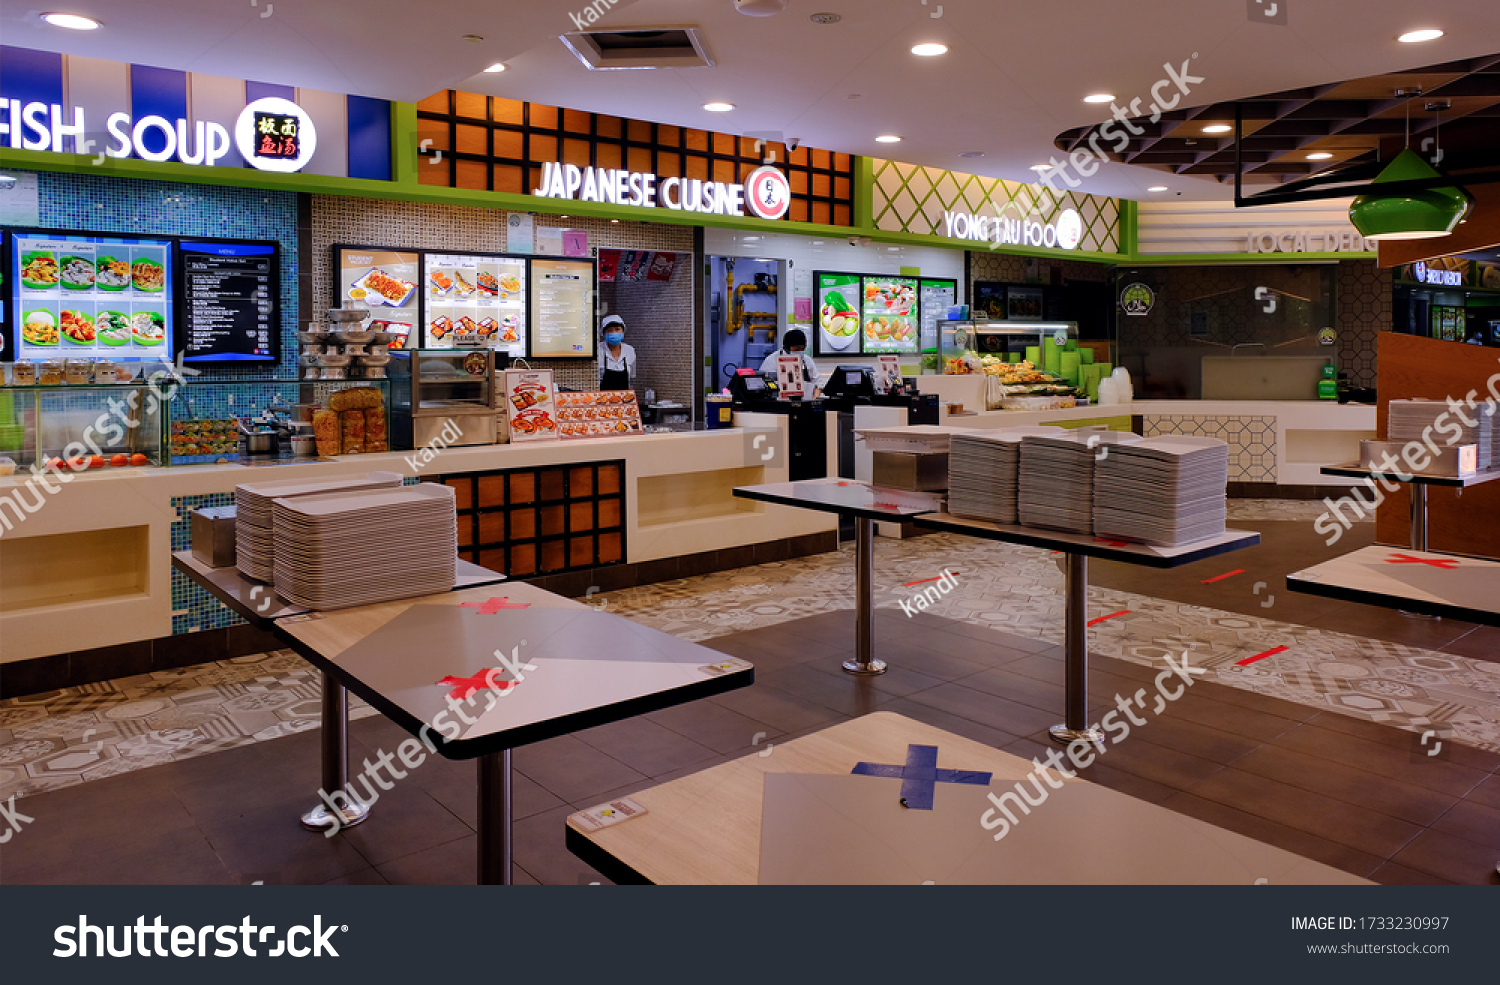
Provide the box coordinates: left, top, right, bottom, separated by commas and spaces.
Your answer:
423, 252, 526, 355
529, 258, 595, 359
10, 230, 172, 359
861, 275, 919, 354
919, 278, 957, 353
333, 245, 419, 341
814, 272, 862, 356
179, 240, 279, 364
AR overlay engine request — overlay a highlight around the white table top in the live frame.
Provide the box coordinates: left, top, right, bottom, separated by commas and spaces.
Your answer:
733, 478, 939, 521
1287, 545, 1500, 626
914, 513, 1261, 569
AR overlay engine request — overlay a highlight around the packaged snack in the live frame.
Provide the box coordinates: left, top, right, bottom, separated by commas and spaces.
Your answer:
340, 410, 365, 455
313, 409, 340, 457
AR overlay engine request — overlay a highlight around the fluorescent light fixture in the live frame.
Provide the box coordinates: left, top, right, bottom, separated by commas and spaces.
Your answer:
1083, 93, 1115, 104
703, 101, 735, 112
875, 134, 902, 143
1397, 29, 1444, 43
41, 12, 100, 29
1029, 164, 1052, 172
483, 63, 506, 73
1147, 185, 1169, 192
1306, 152, 1334, 160
610, 219, 620, 223
1202, 124, 1232, 134
911, 43, 949, 56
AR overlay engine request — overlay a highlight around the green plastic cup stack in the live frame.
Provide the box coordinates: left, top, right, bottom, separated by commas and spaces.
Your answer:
1060, 351, 1082, 388
1042, 338, 1063, 376
1079, 348, 1095, 365
1025, 345, 1041, 367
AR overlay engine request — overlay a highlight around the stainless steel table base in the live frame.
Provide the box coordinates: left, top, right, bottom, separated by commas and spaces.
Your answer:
1051, 552, 1104, 745
1400, 486, 1440, 620
843, 516, 888, 676
300, 673, 371, 832
478, 748, 514, 885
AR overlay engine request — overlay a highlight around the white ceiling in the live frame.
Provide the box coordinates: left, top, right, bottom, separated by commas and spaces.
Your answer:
4, 0, 1498, 201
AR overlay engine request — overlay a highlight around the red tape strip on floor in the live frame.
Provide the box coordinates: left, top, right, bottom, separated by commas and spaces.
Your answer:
1086, 610, 1131, 627
1201, 569, 1244, 584
1236, 645, 1288, 667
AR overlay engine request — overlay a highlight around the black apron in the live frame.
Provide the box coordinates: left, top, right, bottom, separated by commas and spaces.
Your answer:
600, 366, 630, 391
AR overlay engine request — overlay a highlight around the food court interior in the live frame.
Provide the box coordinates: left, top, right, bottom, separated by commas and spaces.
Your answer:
1, 2, 1499, 887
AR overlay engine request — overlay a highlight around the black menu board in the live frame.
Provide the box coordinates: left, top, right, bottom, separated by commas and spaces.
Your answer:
179, 239, 280, 364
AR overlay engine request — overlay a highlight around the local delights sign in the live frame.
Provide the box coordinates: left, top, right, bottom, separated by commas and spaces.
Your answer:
533, 162, 789, 220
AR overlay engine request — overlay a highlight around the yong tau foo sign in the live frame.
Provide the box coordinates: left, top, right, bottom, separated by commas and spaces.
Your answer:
0, 95, 316, 171
533, 162, 789, 219
942, 208, 1083, 251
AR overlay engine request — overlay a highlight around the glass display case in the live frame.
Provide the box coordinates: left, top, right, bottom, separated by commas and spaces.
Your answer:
389, 349, 497, 450
0, 383, 165, 472
932, 319, 1080, 372
165, 379, 390, 464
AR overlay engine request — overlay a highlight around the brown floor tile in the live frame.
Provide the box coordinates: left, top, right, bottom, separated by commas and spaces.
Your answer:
1303, 709, 1500, 773
1158, 792, 1385, 881
1095, 736, 1228, 789
574, 717, 719, 777
1438, 626, 1500, 665
645, 699, 783, 755
901, 682, 1064, 737
338, 781, 472, 867
1365, 861, 1457, 886
376, 835, 477, 886
1464, 773, 1500, 811
1230, 744, 1454, 826
322, 867, 391, 885
708, 685, 847, 734
512, 734, 649, 805
878, 698, 1028, 750
1389, 828, 1500, 885
1271, 723, 1492, 798
513, 804, 614, 886
3, 826, 233, 886
998, 736, 1180, 805
1430, 800, 1500, 850
1157, 692, 1303, 743
756, 663, 895, 718
199, 801, 373, 885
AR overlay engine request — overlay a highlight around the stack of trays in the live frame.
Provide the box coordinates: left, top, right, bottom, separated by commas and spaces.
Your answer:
1018, 431, 1141, 534
947, 427, 1061, 524
234, 471, 402, 583
271, 484, 457, 610
1388, 399, 1495, 470
1093, 436, 1229, 546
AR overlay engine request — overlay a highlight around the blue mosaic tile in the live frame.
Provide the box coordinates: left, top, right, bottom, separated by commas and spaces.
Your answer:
170, 491, 243, 635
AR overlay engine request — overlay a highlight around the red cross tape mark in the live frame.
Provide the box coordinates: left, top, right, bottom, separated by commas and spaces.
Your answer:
1385, 554, 1460, 569
461, 597, 532, 614
1236, 646, 1288, 667
436, 669, 516, 701
1087, 610, 1131, 627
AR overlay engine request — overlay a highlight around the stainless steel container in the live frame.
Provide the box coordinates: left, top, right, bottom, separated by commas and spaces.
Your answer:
191, 506, 238, 568
873, 451, 950, 491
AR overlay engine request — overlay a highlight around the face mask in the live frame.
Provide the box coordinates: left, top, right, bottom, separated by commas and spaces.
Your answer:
605, 332, 624, 345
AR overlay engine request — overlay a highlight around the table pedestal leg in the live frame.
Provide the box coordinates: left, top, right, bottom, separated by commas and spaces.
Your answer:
1050, 553, 1104, 745
843, 516, 887, 676
1402, 485, 1440, 620
300, 673, 371, 831
478, 748, 514, 885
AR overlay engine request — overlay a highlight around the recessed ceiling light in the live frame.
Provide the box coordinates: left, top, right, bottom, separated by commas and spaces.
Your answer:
809, 12, 842, 24
1083, 93, 1115, 104
1397, 29, 1444, 43
1147, 185, 1169, 192
703, 102, 735, 112
462, 34, 484, 42
1029, 164, 1052, 172
1202, 124, 1232, 134
40, 12, 100, 29
959, 151, 985, 159
610, 219, 620, 223
483, 63, 506, 73
1306, 152, 1334, 160
875, 134, 902, 143
911, 43, 949, 57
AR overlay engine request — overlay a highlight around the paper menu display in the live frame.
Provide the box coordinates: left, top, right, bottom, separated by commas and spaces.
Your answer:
334, 246, 418, 340
875, 355, 902, 393
502, 369, 559, 442
530, 258, 595, 359
777, 354, 805, 397
556, 390, 643, 438
423, 252, 526, 354
11, 231, 173, 359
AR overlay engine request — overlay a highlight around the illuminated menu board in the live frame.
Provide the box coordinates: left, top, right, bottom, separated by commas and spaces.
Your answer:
422, 252, 526, 355
529, 258, 596, 359
333, 245, 419, 347
10, 231, 172, 359
861, 275, 919, 354
180, 240, 279, 364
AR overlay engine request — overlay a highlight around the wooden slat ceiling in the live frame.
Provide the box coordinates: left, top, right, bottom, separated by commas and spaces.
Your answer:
1055, 54, 1500, 185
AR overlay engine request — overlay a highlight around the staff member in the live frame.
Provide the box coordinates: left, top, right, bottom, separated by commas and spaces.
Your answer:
598, 315, 636, 390
758, 328, 821, 397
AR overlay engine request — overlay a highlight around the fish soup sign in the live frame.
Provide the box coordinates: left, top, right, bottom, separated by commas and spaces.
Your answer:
0, 95, 316, 171
533, 162, 789, 219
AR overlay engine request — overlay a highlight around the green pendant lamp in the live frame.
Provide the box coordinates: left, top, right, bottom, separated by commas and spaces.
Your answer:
1349, 148, 1471, 240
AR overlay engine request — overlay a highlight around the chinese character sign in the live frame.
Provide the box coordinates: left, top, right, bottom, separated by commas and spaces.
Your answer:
253, 113, 301, 160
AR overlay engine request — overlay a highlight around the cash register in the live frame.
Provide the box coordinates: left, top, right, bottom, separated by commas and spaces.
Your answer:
727, 366, 780, 405
822, 365, 877, 400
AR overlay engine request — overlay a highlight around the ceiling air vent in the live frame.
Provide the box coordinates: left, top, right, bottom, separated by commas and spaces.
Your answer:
559, 27, 715, 70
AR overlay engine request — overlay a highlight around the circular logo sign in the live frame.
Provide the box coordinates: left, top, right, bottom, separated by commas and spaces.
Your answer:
1414, 261, 1428, 282
235, 97, 317, 173
744, 165, 791, 220
1318, 327, 1336, 347
1054, 209, 1083, 250
1120, 282, 1155, 317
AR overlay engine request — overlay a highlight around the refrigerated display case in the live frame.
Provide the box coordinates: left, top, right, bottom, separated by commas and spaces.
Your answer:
389, 348, 497, 450
0, 382, 165, 471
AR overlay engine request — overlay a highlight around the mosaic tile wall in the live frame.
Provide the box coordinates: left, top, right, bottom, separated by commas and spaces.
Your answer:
1337, 260, 1392, 389
169, 492, 243, 635
309, 196, 695, 395
1143, 415, 1277, 483
28, 169, 301, 381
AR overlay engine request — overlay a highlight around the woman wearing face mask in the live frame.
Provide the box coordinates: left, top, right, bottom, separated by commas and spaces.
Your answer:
598, 315, 636, 391
757, 328, 821, 397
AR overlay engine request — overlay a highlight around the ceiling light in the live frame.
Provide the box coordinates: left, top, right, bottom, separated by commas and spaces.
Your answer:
462, 34, 484, 42
1083, 93, 1115, 104
809, 12, 842, 24
1029, 164, 1052, 172
735, 0, 789, 15
875, 134, 902, 143
1349, 148, 1470, 240
483, 63, 506, 73
911, 43, 949, 56
1147, 186, 1169, 192
610, 219, 620, 223
1202, 124, 1232, 134
703, 102, 735, 112
1306, 152, 1334, 160
959, 151, 985, 159
1397, 29, 1444, 43
40, 12, 100, 29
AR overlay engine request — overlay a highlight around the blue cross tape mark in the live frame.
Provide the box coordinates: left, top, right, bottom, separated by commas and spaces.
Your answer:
850, 744, 993, 810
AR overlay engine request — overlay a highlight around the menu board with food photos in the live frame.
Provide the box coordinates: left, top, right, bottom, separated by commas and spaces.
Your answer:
9, 230, 172, 359
502, 368, 559, 443
422, 252, 526, 356
333, 245, 419, 341
556, 389, 642, 438
861, 275, 919, 354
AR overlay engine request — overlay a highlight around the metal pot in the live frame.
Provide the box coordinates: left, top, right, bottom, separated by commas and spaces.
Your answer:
240, 427, 278, 455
